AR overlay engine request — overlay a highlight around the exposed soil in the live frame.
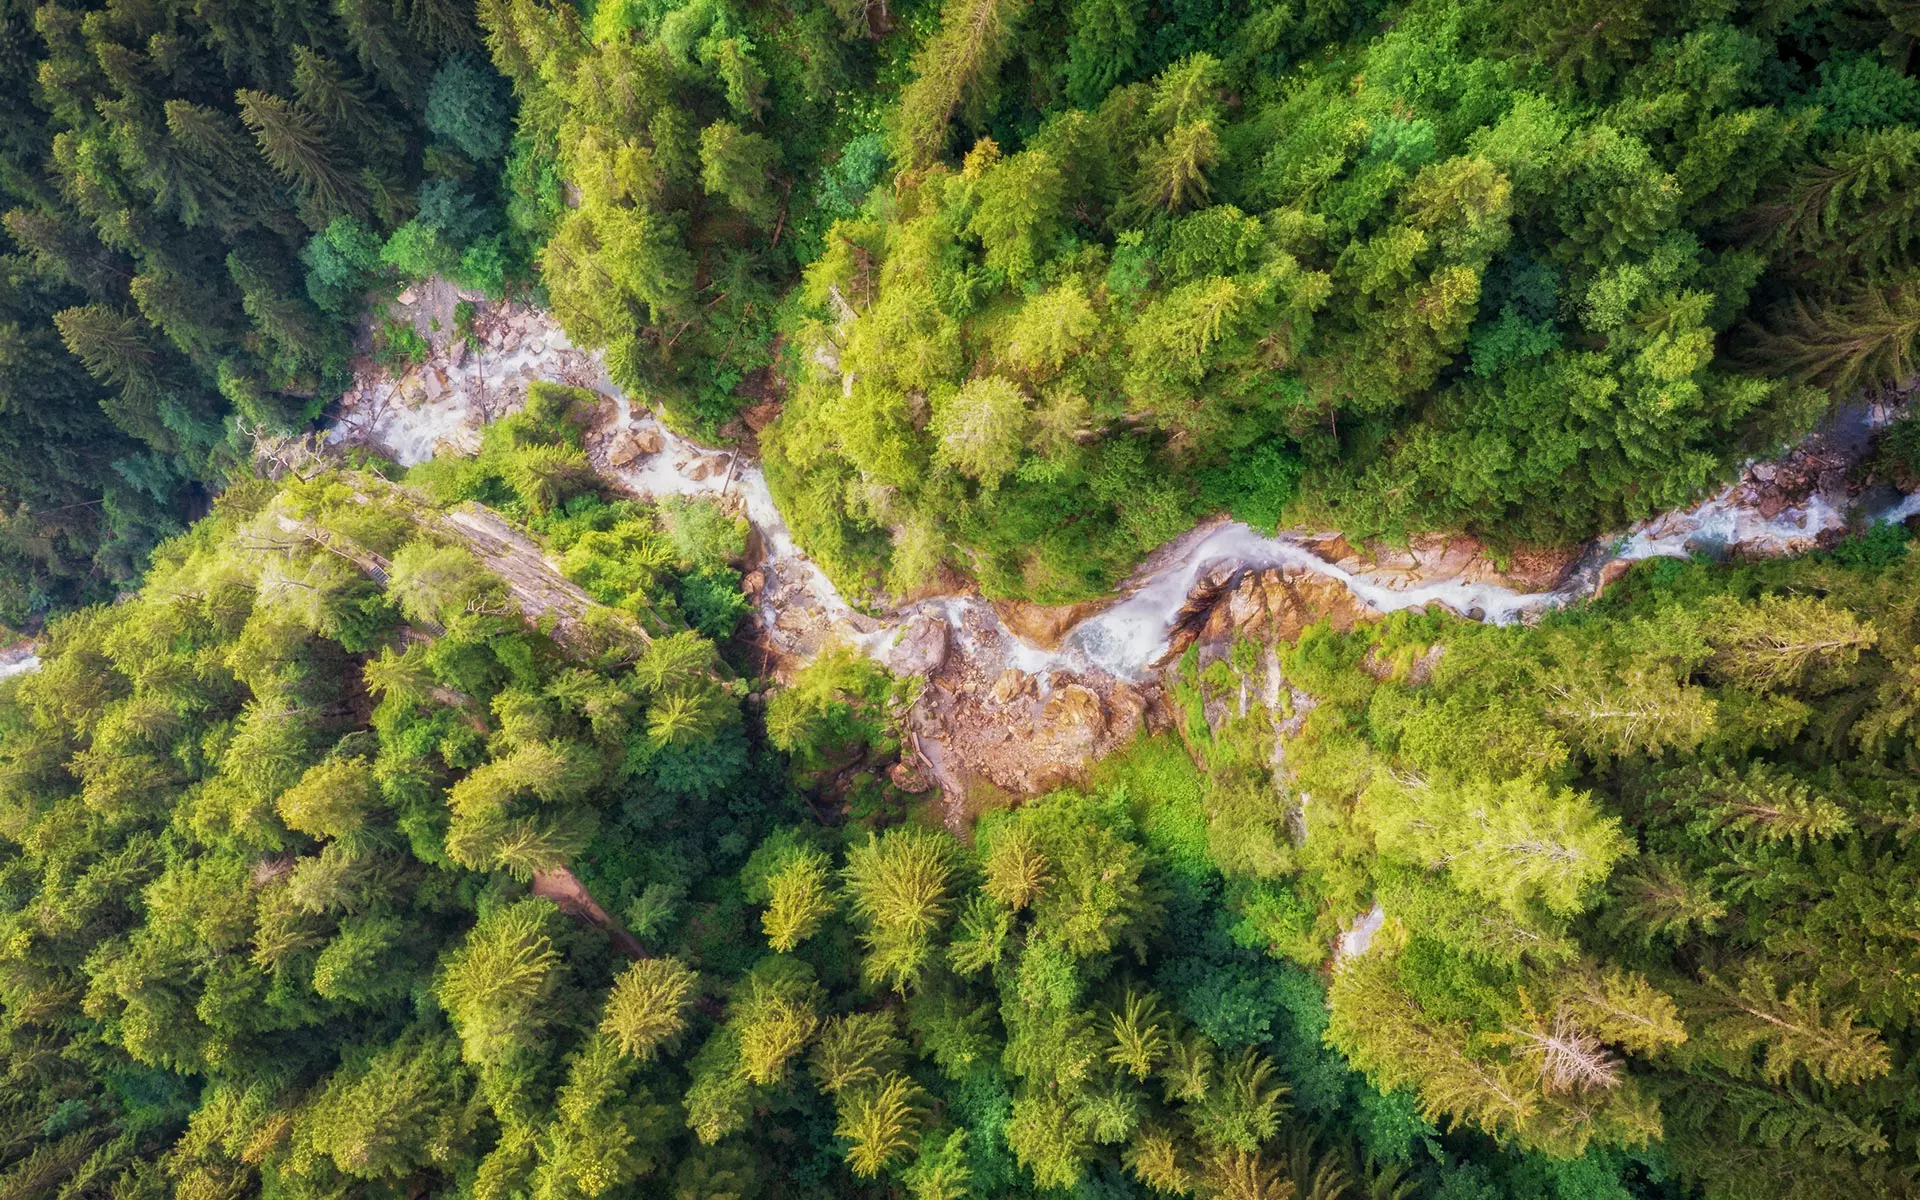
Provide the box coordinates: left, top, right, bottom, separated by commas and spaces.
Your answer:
533, 866, 648, 960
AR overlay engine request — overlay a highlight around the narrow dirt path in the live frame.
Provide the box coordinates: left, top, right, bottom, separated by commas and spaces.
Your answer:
533, 866, 649, 960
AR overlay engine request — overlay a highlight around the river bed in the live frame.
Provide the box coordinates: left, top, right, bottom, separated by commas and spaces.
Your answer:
327, 293, 1910, 695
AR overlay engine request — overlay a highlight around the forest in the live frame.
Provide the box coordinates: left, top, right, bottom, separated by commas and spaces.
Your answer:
4, 0, 1920, 1199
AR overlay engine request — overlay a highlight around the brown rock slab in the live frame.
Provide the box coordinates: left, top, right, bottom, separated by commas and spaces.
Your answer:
993, 597, 1112, 650
607, 428, 662, 468
1591, 557, 1635, 601
989, 668, 1033, 705
1042, 685, 1107, 751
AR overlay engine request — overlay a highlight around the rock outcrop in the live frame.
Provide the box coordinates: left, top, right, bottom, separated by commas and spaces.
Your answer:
884, 613, 950, 678
1160, 562, 1382, 664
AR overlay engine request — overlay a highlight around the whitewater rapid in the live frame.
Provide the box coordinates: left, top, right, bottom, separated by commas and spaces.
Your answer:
327, 300, 1910, 686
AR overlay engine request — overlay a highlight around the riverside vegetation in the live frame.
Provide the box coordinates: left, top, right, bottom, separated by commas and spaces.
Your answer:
5, 2, 1920, 1200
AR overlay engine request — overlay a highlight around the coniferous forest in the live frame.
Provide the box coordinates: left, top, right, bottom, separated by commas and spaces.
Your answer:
5, 2, 1920, 1200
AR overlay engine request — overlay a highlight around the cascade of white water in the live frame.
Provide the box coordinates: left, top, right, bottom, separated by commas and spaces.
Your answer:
326, 298, 1915, 687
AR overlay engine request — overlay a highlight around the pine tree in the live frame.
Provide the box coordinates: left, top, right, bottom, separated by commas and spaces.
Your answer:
1691, 963, 1893, 1087
1005, 1089, 1093, 1190
1106, 989, 1172, 1081
903, 1129, 972, 1200
1188, 1048, 1286, 1153
437, 898, 566, 1066
698, 120, 780, 228
129, 266, 242, 368
968, 148, 1068, 282
810, 1011, 907, 1094
931, 376, 1029, 490
1598, 855, 1726, 947
732, 958, 823, 1085
276, 757, 379, 840
1758, 127, 1920, 281
51, 305, 164, 403
890, 0, 1032, 168
1132, 121, 1221, 215
409, 0, 481, 53
1746, 279, 1920, 399
292, 46, 404, 170
335, 0, 421, 101
837, 1072, 927, 1177
762, 847, 835, 952
1704, 594, 1877, 693
602, 957, 698, 1061
843, 827, 955, 993
235, 89, 367, 228
1125, 1126, 1196, 1195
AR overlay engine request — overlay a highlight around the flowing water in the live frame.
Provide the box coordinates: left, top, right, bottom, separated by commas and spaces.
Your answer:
328, 299, 1910, 689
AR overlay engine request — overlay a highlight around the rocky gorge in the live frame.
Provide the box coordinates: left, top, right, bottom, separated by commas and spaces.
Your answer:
324, 282, 1920, 825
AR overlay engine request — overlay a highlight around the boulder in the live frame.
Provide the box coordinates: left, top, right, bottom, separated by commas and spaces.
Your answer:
743, 401, 782, 433
1226, 572, 1264, 630
607, 430, 663, 468
1591, 557, 1635, 602
885, 613, 950, 677
989, 668, 1032, 705
1107, 684, 1148, 745
1028, 763, 1081, 794
888, 757, 934, 793
992, 597, 1110, 650
686, 453, 730, 482
1495, 545, 1583, 592
1041, 685, 1107, 751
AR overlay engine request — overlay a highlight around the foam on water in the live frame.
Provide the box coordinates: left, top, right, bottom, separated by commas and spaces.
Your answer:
326, 298, 1919, 688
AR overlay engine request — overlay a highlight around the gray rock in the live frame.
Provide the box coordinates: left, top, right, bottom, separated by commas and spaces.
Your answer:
885, 613, 950, 677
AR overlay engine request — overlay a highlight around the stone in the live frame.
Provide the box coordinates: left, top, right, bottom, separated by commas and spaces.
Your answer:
1200, 598, 1237, 642
1107, 684, 1148, 745
885, 613, 950, 678
1304, 533, 1362, 568
1467, 606, 1486, 621
888, 757, 934, 793
741, 570, 766, 598
989, 668, 1032, 706
423, 370, 446, 400
1751, 462, 1776, 483
992, 598, 1110, 650
1496, 545, 1583, 592
450, 339, 468, 368
1291, 574, 1377, 635
607, 431, 651, 468
1226, 573, 1264, 629
1042, 685, 1107, 749
1591, 558, 1635, 601
685, 454, 730, 482
633, 426, 663, 455
397, 286, 418, 306
1404, 533, 1482, 579
1028, 764, 1081, 794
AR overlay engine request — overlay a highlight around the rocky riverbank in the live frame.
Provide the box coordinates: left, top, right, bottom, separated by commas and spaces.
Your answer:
326, 283, 1918, 823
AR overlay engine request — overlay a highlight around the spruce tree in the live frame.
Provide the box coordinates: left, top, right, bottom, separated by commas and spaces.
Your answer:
236, 89, 368, 228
